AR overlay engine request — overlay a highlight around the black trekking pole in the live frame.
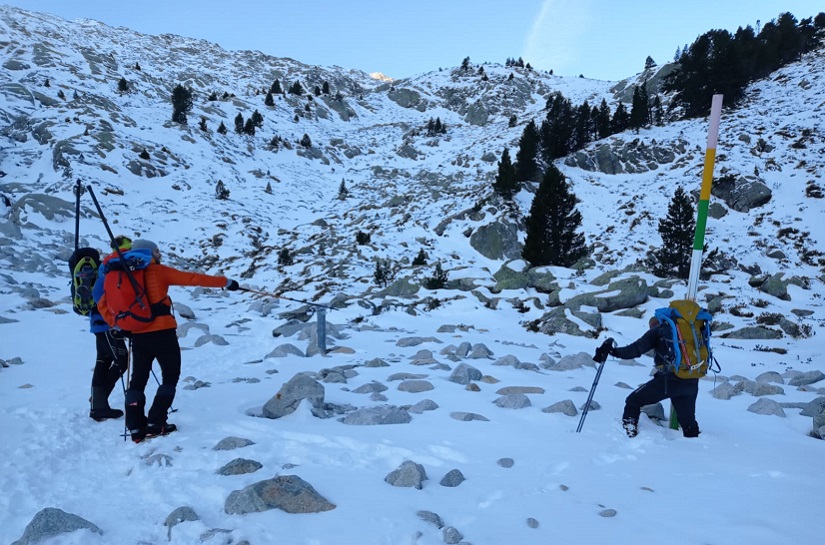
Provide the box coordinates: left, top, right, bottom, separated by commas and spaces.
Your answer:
237, 286, 335, 310
73, 179, 82, 252
576, 342, 612, 433
121, 337, 131, 441
151, 368, 177, 413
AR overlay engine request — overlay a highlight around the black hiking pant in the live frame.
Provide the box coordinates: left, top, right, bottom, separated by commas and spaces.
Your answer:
125, 328, 181, 431
623, 373, 700, 437
91, 330, 128, 409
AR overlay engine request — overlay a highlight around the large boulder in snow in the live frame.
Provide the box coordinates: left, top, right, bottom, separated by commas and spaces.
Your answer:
470, 221, 521, 260
711, 174, 772, 212
225, 475, 335, 514
262, 373, 325, 419
11, 507, 101, 545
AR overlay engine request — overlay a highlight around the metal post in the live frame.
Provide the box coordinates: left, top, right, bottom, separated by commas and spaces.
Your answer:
317, 307, 327, 355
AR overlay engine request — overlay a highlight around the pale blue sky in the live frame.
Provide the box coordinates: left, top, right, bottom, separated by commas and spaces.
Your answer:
6, 0, 824, 80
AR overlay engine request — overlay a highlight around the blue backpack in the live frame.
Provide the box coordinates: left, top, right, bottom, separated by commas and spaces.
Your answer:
654, 299, 720, 379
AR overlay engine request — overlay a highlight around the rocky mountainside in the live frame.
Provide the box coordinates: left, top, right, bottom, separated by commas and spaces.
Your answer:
1, 5, 823, 341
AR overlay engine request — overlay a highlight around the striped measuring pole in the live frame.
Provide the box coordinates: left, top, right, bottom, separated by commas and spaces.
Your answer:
686, 94, 724, 301
669, 94, 723, 430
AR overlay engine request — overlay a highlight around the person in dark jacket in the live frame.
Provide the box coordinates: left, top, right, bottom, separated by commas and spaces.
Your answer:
97, 239, 240, 443
88, 235, 132, 421
599, 316, 701, 438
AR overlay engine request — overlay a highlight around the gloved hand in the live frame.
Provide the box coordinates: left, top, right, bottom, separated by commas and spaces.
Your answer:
225, 279, 240, 291
594, 337, 616, 362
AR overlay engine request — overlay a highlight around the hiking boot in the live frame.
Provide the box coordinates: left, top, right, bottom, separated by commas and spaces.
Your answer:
130, 428, 147, 444
145, 423, 177, 438
90, 407, 124, 421
622, 417, 638, 438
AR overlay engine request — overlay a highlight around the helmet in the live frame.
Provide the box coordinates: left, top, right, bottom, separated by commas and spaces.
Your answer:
112, 235, 132, 251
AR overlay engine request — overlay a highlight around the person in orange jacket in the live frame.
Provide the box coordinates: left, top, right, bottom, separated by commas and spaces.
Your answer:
120, 239, 239, 443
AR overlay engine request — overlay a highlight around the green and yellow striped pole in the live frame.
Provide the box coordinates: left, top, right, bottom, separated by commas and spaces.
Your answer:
686, 94, 724, 301
670, 94, 723, 430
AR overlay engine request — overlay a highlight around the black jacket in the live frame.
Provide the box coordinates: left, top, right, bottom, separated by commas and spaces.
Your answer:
613, 325, 671, 371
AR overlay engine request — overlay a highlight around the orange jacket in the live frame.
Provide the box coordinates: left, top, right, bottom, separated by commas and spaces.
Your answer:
117, 263, 226, 334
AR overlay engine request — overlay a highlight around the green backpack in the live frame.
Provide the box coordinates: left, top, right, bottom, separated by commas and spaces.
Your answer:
68, 247, 100, 316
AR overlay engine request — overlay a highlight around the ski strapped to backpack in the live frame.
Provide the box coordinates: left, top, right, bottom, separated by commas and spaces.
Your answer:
654, 299, 721, 379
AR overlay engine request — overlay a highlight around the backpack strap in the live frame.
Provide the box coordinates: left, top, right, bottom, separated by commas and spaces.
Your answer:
654, 308, 682, 372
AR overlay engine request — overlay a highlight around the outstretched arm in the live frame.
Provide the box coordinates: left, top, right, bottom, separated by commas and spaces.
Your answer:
612, 327, 658, 360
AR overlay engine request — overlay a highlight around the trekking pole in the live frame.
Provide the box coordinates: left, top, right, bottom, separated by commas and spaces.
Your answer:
237, 286, 335, 310
122, 337, 132, 441
576, 350, 609, 433
151, 368, 177, 413
73, 179, 82, 251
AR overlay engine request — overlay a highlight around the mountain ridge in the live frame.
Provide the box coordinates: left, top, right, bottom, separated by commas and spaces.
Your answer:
1, 4, 823, 332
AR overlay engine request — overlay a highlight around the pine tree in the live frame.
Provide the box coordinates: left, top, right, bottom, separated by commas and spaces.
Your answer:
270, 79, 282, 94
522, 165, 587, 267
322, 81, 330, 94
134, 62, 141, 71
629, 86, 645, 131
171, 84, 193, 124
652, 95, 664, 125
198, 116, 207, 131
278, 248, 293, 266
611, 102, 630, 133
338, 179, 349, 200
492, 147, 517, 200
265, 91, 275, 106
652, 186, 695, 279
300, 134, 312, 148
514, 120, 540, 182
234, 113, 244, 134
573, 101, 593, 150
251, 109, 264, 127
595, 99, 612, 139
373, 259, 393, 287
645, 56, 657, 70
540, 94, 575, 161
412, 248, 428, 266
288, 80, 304, 95
215, 180, 230, 200
461, 56, 471, 71
423, 262, 448, 289
243, 118, 256, 135
118, 77, 129, 93
217, 121, 227, 134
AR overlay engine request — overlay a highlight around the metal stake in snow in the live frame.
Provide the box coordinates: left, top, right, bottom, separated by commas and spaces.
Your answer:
669, 94, 723, 431
685, 94, 723, 301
